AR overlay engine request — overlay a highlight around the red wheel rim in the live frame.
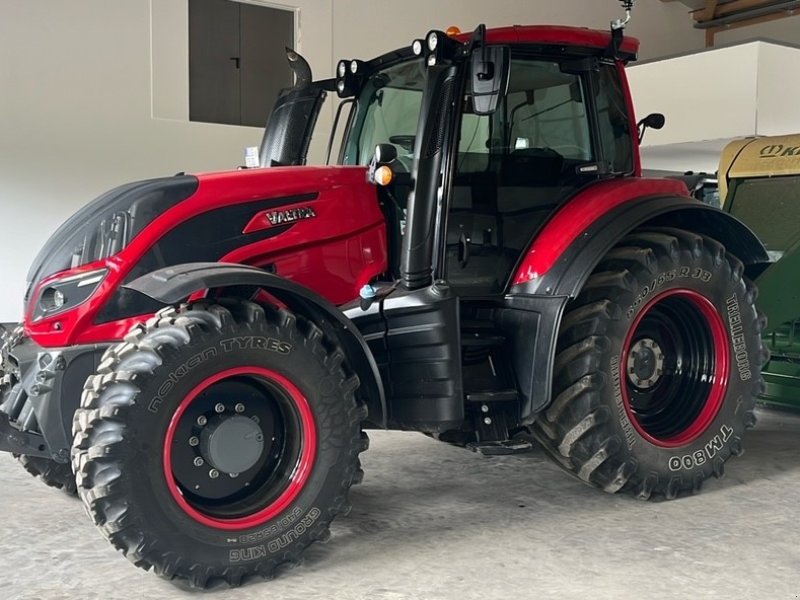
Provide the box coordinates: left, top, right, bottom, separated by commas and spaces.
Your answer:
163, 367, 316, 530
619, 288, 730, 448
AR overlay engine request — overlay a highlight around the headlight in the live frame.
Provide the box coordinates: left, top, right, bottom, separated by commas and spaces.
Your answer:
427, 32, 438, 52
34, 268, 108, 320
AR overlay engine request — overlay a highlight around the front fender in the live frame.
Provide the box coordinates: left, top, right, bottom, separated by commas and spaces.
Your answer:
125, 262, 387, 428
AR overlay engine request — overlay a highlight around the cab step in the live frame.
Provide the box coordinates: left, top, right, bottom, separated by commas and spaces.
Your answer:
467, 439, 534, 456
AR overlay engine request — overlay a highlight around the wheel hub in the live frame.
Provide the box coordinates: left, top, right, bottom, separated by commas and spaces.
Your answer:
627, 337, 665, 389
200, 414, 265, 475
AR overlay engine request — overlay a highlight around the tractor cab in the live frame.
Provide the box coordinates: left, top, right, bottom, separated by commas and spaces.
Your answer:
253, 25, 646, 442
263, 26, 640, 298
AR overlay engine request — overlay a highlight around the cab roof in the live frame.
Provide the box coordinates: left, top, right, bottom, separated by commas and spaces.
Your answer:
456, 25, 640, 59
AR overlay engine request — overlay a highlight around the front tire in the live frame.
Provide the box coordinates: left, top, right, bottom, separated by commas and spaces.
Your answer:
16, 454, 76, 495
71, 301, 367, 588
535, 228, 765, 499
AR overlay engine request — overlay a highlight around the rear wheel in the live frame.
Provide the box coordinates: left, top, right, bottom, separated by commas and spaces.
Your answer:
535, 228, 765, 499
71, 300, 367, 588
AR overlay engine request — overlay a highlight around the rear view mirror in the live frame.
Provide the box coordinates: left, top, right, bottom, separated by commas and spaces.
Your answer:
637, 112, 666, 143
373, 143, 397, 165
470, 46, 510, 115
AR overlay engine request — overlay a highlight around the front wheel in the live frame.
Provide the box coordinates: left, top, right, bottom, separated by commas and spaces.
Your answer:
535, 228, 766, 500
71, 301, 368, 588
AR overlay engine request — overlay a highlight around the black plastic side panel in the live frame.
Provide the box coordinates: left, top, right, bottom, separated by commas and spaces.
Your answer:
124, 263, 387, 427
512, 196, 769, 299
9, 338, 107, 461
259, 86, 326, 167
497, 294, 569, 423
377, 285, 463, 432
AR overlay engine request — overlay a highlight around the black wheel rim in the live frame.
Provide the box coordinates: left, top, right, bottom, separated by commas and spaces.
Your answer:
620, 289, 729, 447
164, 367, 316, 529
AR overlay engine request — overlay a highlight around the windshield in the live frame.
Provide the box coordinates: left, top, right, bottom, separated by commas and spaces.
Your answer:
341, 59, 426, 168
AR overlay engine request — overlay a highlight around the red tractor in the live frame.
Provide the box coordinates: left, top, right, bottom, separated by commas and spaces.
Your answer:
0, 8, 768, 590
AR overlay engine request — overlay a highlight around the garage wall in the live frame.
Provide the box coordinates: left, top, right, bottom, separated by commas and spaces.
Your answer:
331, 0, 705, 62
0, 0, 703, 322
0, 0, 332, 322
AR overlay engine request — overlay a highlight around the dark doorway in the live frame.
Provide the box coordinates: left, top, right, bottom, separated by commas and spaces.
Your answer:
189, 0, 295, 127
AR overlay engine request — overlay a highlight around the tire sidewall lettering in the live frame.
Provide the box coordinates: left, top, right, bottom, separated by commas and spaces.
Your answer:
606, 251, 757, 477
111, 316, 356, 566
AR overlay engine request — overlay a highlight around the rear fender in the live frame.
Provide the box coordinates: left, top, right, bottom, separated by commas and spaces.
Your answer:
509, 194, 768, 422
512, 195, 769, 298
125, 262, 387, 428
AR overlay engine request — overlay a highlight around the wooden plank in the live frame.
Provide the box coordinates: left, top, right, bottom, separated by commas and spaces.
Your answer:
693, 0, 783, 21
705, 10, 800, 44
699, 0, 721, 21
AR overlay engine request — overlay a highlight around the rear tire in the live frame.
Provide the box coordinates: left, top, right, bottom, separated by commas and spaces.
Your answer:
535, 228, 765, 499
71, 300, 367, 588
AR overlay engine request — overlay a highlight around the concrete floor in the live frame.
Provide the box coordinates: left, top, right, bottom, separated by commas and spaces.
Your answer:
1, 409, 799, 600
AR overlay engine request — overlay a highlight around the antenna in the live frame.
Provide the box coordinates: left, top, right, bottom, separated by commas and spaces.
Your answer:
612, 0, 635, 30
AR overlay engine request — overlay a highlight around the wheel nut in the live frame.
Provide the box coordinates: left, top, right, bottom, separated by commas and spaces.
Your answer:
196, 415, 207, 426
189, 436, 200, 447
251, 416, 260, 424
193, 457, 204, 467
209, 469, 220, 479
481, 404, 489, 414
235, 403, 245, 413
229, 472, 239, 478
215, 403, 225, 414
483, 417, 492, 425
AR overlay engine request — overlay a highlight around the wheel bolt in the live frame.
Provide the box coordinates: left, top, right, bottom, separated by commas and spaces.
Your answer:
483, 417, 492, 425
251, 415, 260, 424
235, 403, 245, 413
481, 404, 489, 414
196, 415, 207, 426
229, 472, 239, 478
193, 457, 204, 467
215, 403, 225, 414
189, 436, 199, 447
209, 469, 220, 479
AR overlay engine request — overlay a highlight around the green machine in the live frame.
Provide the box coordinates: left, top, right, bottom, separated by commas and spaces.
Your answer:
720, 135, 800, 410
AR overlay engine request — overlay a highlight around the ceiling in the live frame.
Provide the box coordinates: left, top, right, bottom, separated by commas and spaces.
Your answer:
661, 0, 800, 46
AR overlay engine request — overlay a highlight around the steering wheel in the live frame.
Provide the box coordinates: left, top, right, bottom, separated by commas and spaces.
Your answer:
389, 135, 416, 152
547, 144, 588, 158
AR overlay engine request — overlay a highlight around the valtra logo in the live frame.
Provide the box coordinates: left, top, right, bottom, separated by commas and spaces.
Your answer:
266, 206, 317, 226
